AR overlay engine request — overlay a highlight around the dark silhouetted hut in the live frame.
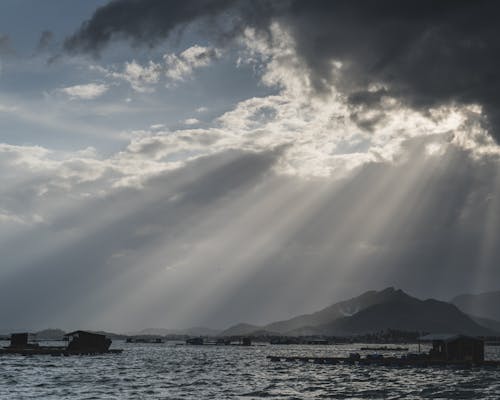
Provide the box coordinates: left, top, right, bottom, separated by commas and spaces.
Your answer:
186, 337, 204, 345
421, 334, 484, 362
64, 331, 111, 353
1, 330, 121, 355
9, 333, 30, 347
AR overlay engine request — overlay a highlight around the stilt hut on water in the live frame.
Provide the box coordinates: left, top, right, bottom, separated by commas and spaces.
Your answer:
420, 334, 484, 362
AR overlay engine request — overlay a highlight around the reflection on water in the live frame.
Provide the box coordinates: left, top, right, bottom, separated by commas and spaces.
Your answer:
0, 342, 499, 399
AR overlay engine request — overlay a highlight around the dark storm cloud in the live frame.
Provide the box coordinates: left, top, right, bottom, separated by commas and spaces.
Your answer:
63, 0, 287, 54
64, 0, 240, 54
284, 0, 500, 141
66, 0, 500, 142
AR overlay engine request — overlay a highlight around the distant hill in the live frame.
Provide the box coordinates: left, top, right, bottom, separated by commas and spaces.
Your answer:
263, 287, 410, 334
92, 330, 128, 340
35, 328, 66, 340
220, 323, 263, 337
470, 316, 500, 333
452, 291, 500, 321
316, 294, 493, 336
134, 327, 220, 337
223, 287, 497, 337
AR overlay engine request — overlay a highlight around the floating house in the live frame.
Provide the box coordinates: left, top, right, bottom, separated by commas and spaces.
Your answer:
420, 334, 484, 363
0, 330, 122, 356
64, 331, 112, 353
7, 333, 37, 349
186, 337, 204, 345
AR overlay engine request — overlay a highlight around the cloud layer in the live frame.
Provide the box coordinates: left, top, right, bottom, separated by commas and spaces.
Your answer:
65, 0, 500, 143
64, 0, 239, 53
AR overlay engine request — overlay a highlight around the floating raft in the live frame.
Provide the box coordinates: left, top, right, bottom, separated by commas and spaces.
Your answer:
267, 355, 500, 368
360, 346, 408, 351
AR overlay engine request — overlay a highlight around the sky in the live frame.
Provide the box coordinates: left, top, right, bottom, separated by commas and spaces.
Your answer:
1, 0, 500, 333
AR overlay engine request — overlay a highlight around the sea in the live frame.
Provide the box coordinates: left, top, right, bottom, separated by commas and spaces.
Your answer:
1, 341, 499, 399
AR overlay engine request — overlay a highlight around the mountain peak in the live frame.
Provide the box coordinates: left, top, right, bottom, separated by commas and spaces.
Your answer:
363, 287, 415, 304
220, 287, 497, 338
378, 286, 406, 296
262, 286, 416, 335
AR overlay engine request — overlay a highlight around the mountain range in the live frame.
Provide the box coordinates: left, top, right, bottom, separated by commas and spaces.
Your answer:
130, 327, 220, 337
221, 287, 498, 337
3, 288, 499, 338
452, 290, 500, 321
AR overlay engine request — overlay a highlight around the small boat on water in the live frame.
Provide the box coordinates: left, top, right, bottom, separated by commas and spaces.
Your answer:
0, 331, 123, 356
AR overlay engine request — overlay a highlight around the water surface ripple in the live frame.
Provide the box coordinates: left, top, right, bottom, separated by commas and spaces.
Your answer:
0, 343, 499, 399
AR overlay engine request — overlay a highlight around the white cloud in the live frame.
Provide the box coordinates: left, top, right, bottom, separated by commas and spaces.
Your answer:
0, 209, 44, 226
184, 118, 200, 125
26, 23, 496, 195
58, 83, 109, 100
0, 210, 26, 225
164, 45, 221, 82
91, 46, 220, 92
1, 25, 497, 222
0, 103, 17, 113
109, 60, 161, 93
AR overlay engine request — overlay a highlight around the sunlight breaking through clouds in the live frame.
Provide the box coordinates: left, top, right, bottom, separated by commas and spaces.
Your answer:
3, 1, 500, 332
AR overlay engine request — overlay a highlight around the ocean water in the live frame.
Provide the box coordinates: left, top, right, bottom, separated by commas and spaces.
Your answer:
0, 342, 499, 399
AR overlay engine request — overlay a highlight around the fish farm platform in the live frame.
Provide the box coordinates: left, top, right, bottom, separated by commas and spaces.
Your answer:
0, 347, 123, 356
267, 355, 500, 368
